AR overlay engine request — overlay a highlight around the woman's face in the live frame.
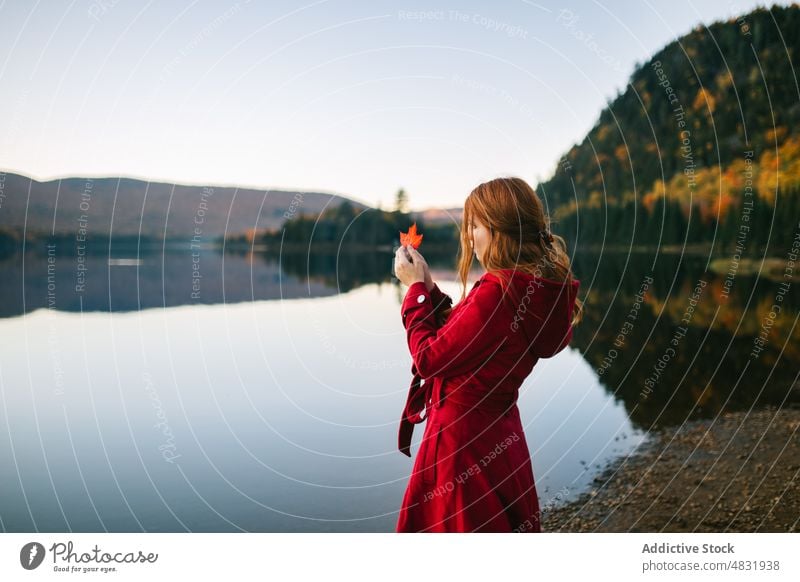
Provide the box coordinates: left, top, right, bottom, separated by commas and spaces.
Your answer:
469, 215, 491, 264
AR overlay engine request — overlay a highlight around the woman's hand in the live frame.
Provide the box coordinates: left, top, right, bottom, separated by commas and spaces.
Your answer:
394, 244, 428, 288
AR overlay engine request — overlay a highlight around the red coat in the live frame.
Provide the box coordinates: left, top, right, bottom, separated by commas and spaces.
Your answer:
396, 268, 580, 532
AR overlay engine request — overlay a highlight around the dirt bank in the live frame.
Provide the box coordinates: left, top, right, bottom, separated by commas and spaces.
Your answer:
544, 406, 800, 532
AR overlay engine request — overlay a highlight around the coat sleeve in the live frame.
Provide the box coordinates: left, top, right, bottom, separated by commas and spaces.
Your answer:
401, 279, 510, 379
428, 282, 453, 327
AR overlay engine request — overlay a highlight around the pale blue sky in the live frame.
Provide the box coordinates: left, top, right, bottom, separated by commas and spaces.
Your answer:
0, 0, 781, 210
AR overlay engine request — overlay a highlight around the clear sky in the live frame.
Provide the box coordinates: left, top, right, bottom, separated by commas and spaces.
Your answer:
0, 0, 783, 210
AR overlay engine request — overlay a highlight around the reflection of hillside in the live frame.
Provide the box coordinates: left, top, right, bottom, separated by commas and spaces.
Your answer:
257, 247, 395, 293
572, 252, 800, 429
244, 242, 461, 293
0, 242, 461, 318
0, 246, 339, 318
5, 243, 799, 430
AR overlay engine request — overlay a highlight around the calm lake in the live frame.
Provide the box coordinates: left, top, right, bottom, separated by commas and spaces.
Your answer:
0, 245, 797, 532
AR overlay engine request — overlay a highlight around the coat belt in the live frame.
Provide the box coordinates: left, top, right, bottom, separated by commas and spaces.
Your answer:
398, 364, 518, 457
397, 363, 439, 457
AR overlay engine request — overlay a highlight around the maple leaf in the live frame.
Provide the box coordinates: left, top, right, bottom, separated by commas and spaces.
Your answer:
399, 222, 423, 249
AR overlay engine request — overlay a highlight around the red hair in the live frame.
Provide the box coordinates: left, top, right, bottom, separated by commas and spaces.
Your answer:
455, 176, 583, 325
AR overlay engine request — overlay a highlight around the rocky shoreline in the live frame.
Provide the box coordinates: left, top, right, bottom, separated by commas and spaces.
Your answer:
543, 407, 800, 532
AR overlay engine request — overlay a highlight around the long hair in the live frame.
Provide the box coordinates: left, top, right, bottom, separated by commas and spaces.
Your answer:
455, 176, 584, 325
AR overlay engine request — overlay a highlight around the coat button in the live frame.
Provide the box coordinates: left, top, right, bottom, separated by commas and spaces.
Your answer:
417, 294, 426, 303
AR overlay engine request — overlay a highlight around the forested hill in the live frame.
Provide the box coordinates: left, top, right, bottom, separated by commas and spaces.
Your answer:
540, 4, 800, 253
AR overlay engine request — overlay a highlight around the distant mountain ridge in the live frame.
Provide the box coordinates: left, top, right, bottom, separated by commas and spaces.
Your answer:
0, 170, 465, 244
0, 171, 366, 240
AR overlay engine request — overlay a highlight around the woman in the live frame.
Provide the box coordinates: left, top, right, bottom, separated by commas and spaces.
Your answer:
393, 176, 583, 533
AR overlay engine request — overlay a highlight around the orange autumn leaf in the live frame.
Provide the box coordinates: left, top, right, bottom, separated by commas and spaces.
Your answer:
399, 222, 423, 249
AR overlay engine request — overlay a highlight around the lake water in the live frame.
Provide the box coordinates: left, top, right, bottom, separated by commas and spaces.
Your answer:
0, 245, 796, 532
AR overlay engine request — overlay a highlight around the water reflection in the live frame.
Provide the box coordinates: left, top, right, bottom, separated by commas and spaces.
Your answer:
0, 244, 796, 532
570, 251, 800, 428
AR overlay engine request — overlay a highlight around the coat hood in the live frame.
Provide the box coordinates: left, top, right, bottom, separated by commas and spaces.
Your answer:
482, 269, 580, 359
